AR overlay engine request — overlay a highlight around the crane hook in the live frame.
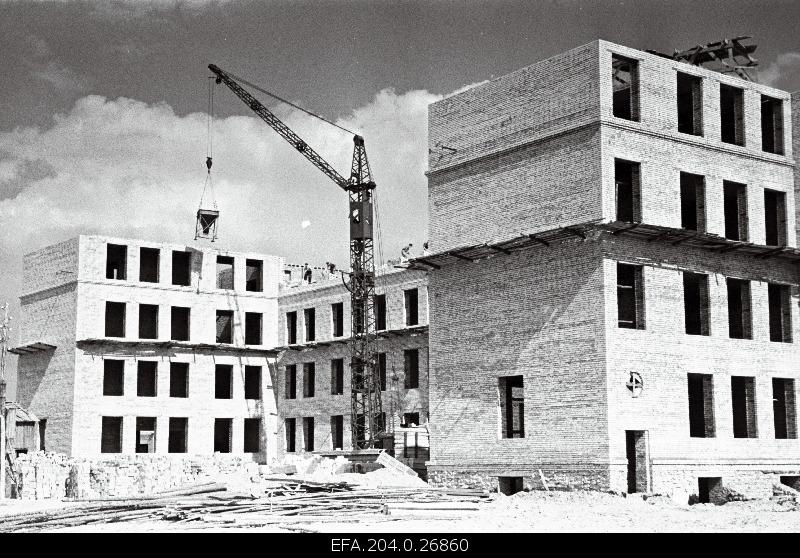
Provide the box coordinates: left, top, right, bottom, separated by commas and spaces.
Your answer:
206, 156, 212, 173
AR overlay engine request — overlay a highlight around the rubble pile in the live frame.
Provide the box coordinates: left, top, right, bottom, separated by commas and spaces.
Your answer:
0, 452, 489, 532
14, 452, 263, 500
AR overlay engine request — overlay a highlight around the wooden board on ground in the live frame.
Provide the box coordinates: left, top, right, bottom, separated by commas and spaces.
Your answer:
376, 451, 419, 478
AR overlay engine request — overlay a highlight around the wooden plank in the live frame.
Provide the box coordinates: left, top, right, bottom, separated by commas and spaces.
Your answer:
376, 450, 419, 477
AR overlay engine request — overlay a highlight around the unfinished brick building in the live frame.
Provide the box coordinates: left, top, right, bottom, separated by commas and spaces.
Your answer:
416, 39, 800, 498
13, 235, 282, 460
275, 267, 429, 467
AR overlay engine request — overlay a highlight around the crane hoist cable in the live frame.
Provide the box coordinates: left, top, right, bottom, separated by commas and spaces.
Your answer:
373, 186, 385, 267
195, 78, 220, 241
198, 78, 218, 211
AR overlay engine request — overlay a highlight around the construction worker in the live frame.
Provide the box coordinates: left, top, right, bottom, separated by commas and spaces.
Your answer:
400, 243, 413, 263
423, 241, 430, 256
302, 263, 312, 284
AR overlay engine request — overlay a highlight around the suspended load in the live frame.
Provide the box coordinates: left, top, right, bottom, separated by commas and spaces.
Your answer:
196, 156, 219, 241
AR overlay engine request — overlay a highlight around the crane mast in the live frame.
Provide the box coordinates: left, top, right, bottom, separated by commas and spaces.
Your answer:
208, 64, 384, 450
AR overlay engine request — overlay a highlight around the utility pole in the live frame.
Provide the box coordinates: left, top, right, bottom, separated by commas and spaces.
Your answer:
0, 303, 11, 500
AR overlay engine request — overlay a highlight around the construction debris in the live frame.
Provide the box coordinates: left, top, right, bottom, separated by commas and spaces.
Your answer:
646, 36, 759, 80
0, 478, 489, 533
66, 482, 227, 502
13, 452, 263, 500
376, 450, 418, 478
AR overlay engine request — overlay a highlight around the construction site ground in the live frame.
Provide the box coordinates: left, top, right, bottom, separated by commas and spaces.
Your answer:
2, 467, 800, 533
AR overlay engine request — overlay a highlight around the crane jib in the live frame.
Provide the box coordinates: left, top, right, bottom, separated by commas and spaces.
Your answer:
209, 64, 351, 190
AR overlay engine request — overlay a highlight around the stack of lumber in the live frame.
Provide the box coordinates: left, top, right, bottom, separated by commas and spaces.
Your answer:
0, 479, 489, 532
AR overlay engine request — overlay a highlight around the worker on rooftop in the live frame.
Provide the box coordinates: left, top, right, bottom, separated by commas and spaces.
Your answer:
302, 263, 312, 284
400, 243, 413, 263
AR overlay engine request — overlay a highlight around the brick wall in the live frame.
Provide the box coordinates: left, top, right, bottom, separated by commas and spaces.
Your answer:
71, 351, 276, 460
14, 453, 263, 500
277, 336, 429, 457
602, 235, 800, 493
21, 237, 79, 297
427, 42, 602, 253
275, 267, 429, 457
428, 127, 603, 253
77, 235, 284, 297
16, 239, 80, 455
428, 41, 600, 174
427, 240, 610, 484
428, 40, 795, 256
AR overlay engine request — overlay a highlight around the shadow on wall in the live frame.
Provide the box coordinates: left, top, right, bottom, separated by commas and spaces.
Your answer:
427, 242, 605, 443
14, 350, 54, 407
188, 247, 203, 294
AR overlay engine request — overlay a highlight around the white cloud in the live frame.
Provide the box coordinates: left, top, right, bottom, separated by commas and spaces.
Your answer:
760, 52, 800, 88
0, 85, 449, 334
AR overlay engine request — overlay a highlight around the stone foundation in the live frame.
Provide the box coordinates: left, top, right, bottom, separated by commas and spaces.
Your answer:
651, 463, 800, 504
14, 451, 264, 500
427, 464, 611, 492
428, 462, 800, 503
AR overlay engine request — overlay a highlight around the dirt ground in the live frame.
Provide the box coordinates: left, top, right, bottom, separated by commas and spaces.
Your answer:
3, 490, 799, 533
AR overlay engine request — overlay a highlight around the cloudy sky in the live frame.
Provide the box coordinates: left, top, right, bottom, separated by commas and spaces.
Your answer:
1, 0, 799, 390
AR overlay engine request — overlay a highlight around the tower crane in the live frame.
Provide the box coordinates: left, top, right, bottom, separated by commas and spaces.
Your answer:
208, 64, 385, 450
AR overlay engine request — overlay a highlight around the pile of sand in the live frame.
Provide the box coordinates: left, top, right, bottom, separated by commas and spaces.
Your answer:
267, 453, 428, 489
335, 467, 428, 489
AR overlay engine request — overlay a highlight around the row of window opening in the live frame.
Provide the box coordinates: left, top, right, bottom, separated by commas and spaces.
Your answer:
106, 244, 264, 292
284, 350, 421, 399
100, 416, 261, 454
285, 288, 419, 344
617, 263, 792, 343
612, 54, 785, 154
688, 374, 796, 440
104, 302, 264, 345
615, 160, 788, 247
102, 360, 262, 400
284, 411, 422, 452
